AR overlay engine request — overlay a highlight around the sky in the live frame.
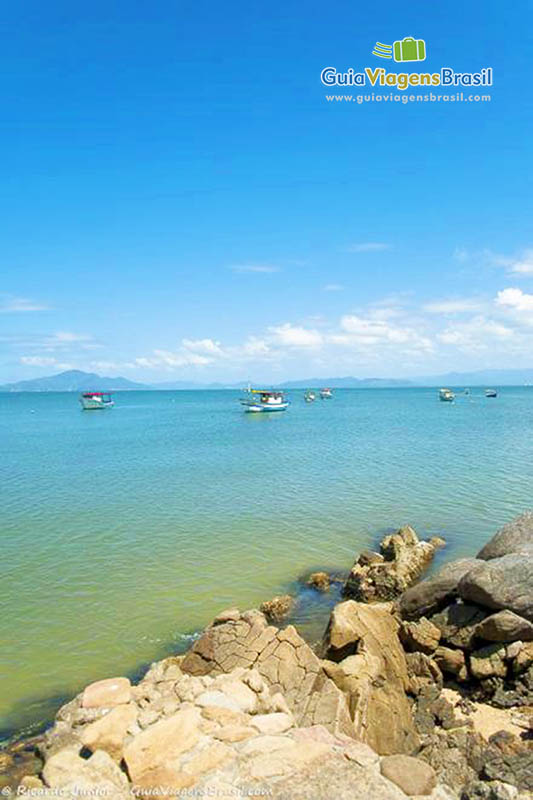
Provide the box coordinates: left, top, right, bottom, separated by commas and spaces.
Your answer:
1, 0, 532, 384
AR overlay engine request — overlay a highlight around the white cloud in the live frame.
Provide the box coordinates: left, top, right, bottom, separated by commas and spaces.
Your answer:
487, 249, 533, 275
182, 338, 224, 356
0, 296, 49, 312
20, 356, 72, 368
323, 283, 344, 292
423, 298, 483, 314
229, 264, 280, 273
496, 287, 533, 313
345, 242, 391, 253
438, 316, 514, 350
268, 323, 323, 348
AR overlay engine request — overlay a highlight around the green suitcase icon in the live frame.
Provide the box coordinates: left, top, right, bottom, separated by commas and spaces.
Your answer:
393, 37, 426, 62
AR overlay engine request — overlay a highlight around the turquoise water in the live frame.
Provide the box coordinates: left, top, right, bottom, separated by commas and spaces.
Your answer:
1, 387, 533, 740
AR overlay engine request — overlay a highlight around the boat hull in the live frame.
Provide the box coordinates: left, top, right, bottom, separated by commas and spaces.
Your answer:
242, 402, 289, 413
80, 399, 114, 410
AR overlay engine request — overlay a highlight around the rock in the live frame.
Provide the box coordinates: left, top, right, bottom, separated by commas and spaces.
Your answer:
80, 703, 137, 761
260, 595, 294, 622
358, 550, 385, 566
307, 572, 331, 592
123, 706, 202, 784
405, 652, 443, 695
399, 559, 482, 620
470, 644, 508, 680
477, 512, 533, 560
322, 600, 419, 754
344, 526, 444, 603
434, 646, 468, 680
212, 724, 256, 742
482, 750, 533, 792
475, 610, 533, 643
512, 642, 533, 674
400, 618, 441, 654
42, 749, 129, 796
380, 754, 437, 796
430, 602, 489, 650
181, 741, 235, 780
81, 677, 131, 708
250, 712, 294, 734
213, 607, 241, 624
418, 727, 490, 792
462, 780, 519, 800
458, 555, 533, 622
181, 611, 354, 737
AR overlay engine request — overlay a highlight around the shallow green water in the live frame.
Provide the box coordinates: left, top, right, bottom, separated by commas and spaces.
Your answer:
1, 387, 532, 739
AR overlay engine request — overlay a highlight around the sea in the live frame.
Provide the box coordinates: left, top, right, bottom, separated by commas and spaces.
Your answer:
1, 386, 532, 742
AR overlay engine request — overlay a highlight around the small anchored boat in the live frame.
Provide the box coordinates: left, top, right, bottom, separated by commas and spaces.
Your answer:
439, 388, 455, 402
79, 391, 114, 410
319, 387, 333, 399
485, 388, 498, 398
240, 387, 289, 413
304, 390, 316, 403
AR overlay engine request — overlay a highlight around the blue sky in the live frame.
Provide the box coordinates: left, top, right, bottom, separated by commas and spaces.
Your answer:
1, 0, 532, 383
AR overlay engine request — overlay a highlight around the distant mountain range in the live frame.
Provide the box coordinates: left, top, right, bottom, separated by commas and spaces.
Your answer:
1, 367, 533, 393
0, 370, 148, 392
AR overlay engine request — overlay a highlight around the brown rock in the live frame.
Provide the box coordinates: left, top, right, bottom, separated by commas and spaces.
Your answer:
470, 643, 508, 680
80, 703, 138, 761
181, 613, 354, 737
434, 646, 468, 680
123, 706, 201, 784
512, 641, 533, 674
307, 572, 331, 592
81, 677, 131, 708
260, 594, 294, 622
405, 652, 443, 695
322, 600, 419, 754
475, 610, 533, 642
344, 526, 444, 603
380, 754, 437, 796
399, 618, 441, 654
182, 742, 235, 778
430, 602, 489, 650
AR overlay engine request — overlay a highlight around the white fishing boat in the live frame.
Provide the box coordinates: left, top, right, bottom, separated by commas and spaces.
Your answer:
439, 388, 455, 402
304, 390, 316, 403
240, 387, 289, 413
79, 391, 115, 410
319, 387, 333, 399
485, 388, 498, 398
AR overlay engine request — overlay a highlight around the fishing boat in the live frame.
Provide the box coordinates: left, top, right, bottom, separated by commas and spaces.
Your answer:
439, 388, 455, 402
304, 390, 316, 403
485, 388, 498, 398
240, 387, 289, 413
319, 387, 333, 399
79, 391, 115, 410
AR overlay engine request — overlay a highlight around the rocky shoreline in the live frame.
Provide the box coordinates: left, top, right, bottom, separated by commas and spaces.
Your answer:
2, 514, 533, 799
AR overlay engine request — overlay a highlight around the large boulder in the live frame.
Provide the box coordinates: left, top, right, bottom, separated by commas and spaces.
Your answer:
321, 600, 419, 755
429, 603, 489, 650
399, 559, 482, 620
343, 526, 445, 602
475, 610, 533, 643
180, 609, 354, 737
380, 754, 437, 796
458, 554, 533, 622
477, 512, 533, 560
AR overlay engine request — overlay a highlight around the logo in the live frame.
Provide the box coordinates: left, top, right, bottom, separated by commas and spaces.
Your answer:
372, 42, 392, 59
373, 37, 426, 62
320, 36, 493, 91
